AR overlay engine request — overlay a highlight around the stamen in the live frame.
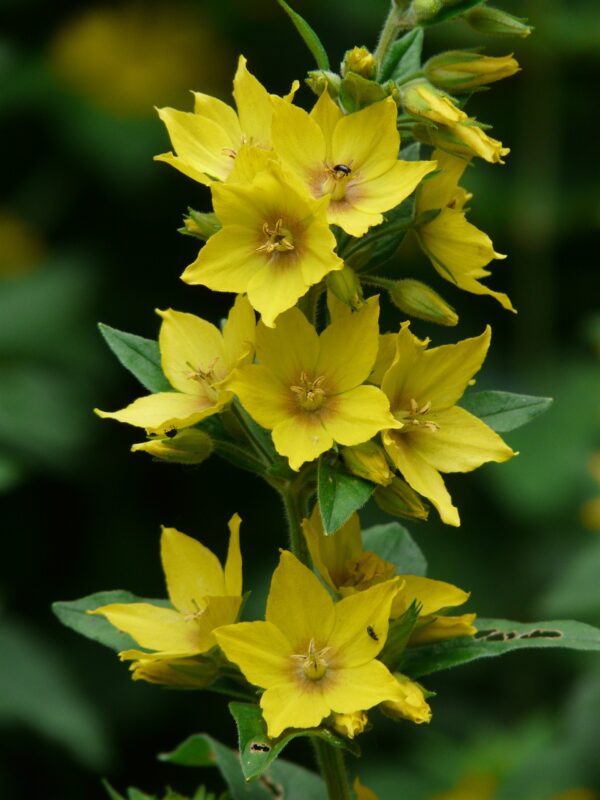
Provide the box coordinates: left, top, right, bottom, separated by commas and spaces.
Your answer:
256, 218, 295, 255
290, 372, 327, 411
404, 398, 440, 432
185, 357, 219, 383
291, 638, 330, 681
222, 147, 237, 160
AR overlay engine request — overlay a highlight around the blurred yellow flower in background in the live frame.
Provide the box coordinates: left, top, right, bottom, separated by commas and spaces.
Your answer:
0, 212, 45, 277
49, 3, 229, 116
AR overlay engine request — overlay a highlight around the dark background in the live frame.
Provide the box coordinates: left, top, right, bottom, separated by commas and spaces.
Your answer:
0, 0, 599, 797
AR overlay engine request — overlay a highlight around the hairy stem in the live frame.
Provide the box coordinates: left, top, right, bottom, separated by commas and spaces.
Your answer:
313, 739, 352, 800
374, 1, 412, 74
281, 480, 311, 566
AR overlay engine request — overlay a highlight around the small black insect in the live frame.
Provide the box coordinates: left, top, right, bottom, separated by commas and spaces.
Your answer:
165, 427, 178, 439
366, 625, 379, 641
332, 163, 352, 176
250, 742, 271, 753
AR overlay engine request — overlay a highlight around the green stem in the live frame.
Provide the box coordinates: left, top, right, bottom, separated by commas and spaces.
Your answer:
312, 739, 352, 800
361, 275, 396, 290
374, 1, 412, 75
280, 480, 311, 565
230, 400, 273, 466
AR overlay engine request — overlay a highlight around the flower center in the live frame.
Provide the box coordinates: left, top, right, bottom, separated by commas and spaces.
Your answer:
292, 638, 330, 682
322, 162, 353, 201
290, 372, 326, 411
256, 218, 295, 254
398, 398, 440, 432
342, 551, 396, 591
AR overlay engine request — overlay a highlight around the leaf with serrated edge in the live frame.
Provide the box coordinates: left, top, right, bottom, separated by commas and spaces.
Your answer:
400, 618, 600, 678
53, 591, 171, 652
362, 522, 427, 576
229, 702, 359, 781
318, 457, 375, 535
98, 324, 170, 393
275, 0, 329, 70
459, 391, 553, 433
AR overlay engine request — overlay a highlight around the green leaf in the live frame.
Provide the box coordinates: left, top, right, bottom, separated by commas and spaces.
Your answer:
161, 734, 271, 800
362, 522, 427, 576
339, 73, 388, 113
420, 0, 487, 26
379, 602, 421, 669
344, 199, 413, 272
53, 591, 170, 652
98, 323, 171, 393
229, 702, 358, 781
459, 390, 553, 432
400, 618, 600, 679
102, 781, 127, 800
537, 537, 600, 619
379, 28, 423, 83
274, 0, 330, 71
318, 455, 375, 535
268, 759, 325, 800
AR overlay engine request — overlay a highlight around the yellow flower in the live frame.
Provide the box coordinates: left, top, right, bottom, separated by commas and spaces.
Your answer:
123, 651, 218, 688
215, 551, 403, 738
181, 163, 343, 327
271, 91, 436, 236
302, 507, 475, 640
415, 149, 515, 312
155, 55, 298, 185
402, 82, 509, 164
425, 51, 520, 92
329, 710, 369, 739
96, 294, 255, 435
380, 673, 432, 724
91, 515, 243, 662
227, 297, 400, 470
381, 323, 516, 526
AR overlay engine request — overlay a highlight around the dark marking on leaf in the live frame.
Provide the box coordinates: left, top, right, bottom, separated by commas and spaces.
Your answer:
249, 741, 271, 753
475, 627, 563, 642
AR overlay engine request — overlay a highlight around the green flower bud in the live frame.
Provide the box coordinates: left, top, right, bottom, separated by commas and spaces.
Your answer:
306, 70, 341, 98
389, 279, 458, 326
131, 428, 213, 465
465, 7, 533, 38
425, 51, 520, 91
327, 265, 363, 309
410, 0, 443, 22
181, 209, 221, 241
342, 441, 394, 486
374, 476, 429, 521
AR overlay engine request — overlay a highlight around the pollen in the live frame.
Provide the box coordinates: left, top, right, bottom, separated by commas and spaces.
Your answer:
291, 638, 330, 682
404, 398, 440, 432
290, 372, 327, 411
256, 218, 295, 255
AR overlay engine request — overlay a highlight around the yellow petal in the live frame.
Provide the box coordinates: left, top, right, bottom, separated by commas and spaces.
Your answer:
224, 514, 243, 597
156, 107, 232, 182
380, 673, 432, 724
273, 412, 333, 470
182, 226, 266, 292
160, 527, 225, 612
260, 681, 332, 738
382, 324, 491, 412
221, 294, 256, 369
353, 777, 379, 800
302, 507, 362, 591
266, 551, 335, 651
299, 219, 344, 286
157, 309, 226, 390
215, 620, 293, 688
317, 296, 380, 392
325, 660, 405, 713
322, 385, 399, 447
332, 98, 399, 179
227, 364, 290, 429
327, 199, 382, 237
408, 406, 515, 473
91, 603, 202, 652
154, 151, 212, 187
247, 255, 314, 329
410, 613, 476, 645
352, 159, 437, 215
95, 391, 222, 434
232, 55, 274, 146
370, 333, 397, 385
328, 579, 399, 667
196, 594, 242, 640
256, 307, 319, 385
272, 99, 326, 186
384, 430, 460, 526
417, 149, 470, 212
310, 90, 343, 157
417, 209, 515, 312
397, 575, 470, 617
192, 92, 241, 148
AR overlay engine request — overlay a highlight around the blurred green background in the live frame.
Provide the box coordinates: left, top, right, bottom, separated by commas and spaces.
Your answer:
0, 0, 599, 797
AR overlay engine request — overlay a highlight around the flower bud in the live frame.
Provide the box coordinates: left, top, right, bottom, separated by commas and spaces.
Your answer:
329, 710, 369, 739
374, 476, 429, 521
181, 209, 221, 240
410, 0, 443, 22
389, 279, 458, 326
465, 7, 533, 38
131, 428, 213, 465
425, 51, 520, 91
306, 70, 341, 98
326, 265, 363, 310
127, 654, 218, 687
341, 46, 377, 80
342, 441, 393, 486
380, 673, 432, 724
